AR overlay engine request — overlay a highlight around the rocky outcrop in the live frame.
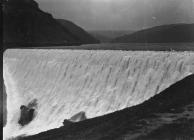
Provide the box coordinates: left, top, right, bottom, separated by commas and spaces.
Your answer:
69, 111, 87, 122
18, 99, 37, 126
62, 111, 87, 127
18, 105, 35, 126
63, 111, 87, 126
63, 119, 73, 126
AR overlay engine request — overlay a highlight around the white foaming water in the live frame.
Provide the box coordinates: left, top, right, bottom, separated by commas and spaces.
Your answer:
3, 49, 194, 139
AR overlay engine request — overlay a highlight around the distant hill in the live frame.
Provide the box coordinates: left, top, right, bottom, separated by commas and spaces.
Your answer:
18, 74, 194, 140
89, 30, 134, 43
3, 0, 99, 48
112, 24, 194, 43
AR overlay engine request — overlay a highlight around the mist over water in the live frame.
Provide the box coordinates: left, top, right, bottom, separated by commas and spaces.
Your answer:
3, 49, 194, 139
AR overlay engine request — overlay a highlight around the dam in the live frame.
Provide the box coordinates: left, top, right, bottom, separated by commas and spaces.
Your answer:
3, 49, 194, 139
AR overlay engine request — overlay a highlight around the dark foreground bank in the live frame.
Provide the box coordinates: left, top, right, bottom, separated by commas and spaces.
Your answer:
15, 74, 194, 140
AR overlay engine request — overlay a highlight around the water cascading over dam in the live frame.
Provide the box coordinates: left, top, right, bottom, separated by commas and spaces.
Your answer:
3, 49, 194, 139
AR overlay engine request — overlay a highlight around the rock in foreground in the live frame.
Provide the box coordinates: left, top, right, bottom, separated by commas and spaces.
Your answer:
18, 105, 35, 126
63, 112, 87, 126
69, 111, 87, 122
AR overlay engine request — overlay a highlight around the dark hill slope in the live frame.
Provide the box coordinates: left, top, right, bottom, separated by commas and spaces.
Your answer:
112, 24, 194, 43
57, 19, 99, 44
3, 0, 98, 48
18, 74, 194, 140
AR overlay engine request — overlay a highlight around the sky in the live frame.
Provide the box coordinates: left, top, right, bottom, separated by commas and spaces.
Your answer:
37, 0, 194, 31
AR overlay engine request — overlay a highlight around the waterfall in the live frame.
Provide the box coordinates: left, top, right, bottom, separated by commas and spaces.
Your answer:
3, 49, 194, 139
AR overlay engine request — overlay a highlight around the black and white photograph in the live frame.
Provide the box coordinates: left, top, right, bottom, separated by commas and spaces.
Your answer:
2, 0, 194, 140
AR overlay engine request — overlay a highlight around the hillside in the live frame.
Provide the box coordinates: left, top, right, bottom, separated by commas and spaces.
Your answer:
112, 24, 194, 43
57, 19, 99, 44
17, 74, 194, 140
3, 0, 99, 48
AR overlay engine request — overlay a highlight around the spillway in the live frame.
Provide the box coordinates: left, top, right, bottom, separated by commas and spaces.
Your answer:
3, 49, 194, 139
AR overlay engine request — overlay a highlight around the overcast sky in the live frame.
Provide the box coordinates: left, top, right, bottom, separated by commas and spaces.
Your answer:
37, 0, 194, 31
